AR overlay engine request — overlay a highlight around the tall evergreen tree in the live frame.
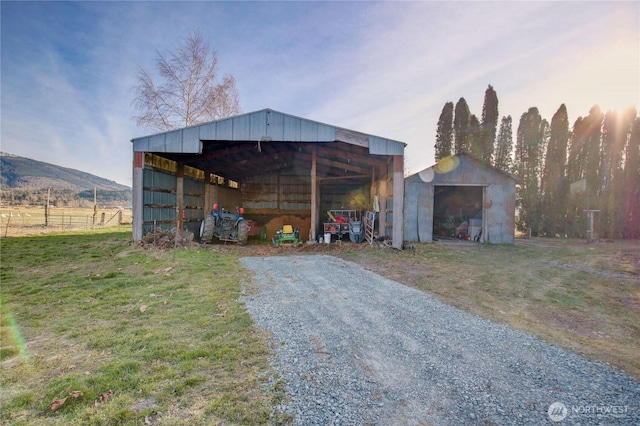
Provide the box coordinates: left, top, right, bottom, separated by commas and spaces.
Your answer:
565, 106, 604, 236
514, 107, 547, 235
468, 114, 482, 160
623, 116, 640, 238
541, 104, 569, 236
584, 105, 604, 199
566, 116, 588, 236
598, 108, 636, 237
454, 97, 471, 154
481, 84, 498, 165
494, 116, 513, 172
434, 102, 454, 161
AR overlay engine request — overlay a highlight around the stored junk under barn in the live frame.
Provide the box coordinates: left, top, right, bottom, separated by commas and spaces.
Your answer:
131, 109, 406, 249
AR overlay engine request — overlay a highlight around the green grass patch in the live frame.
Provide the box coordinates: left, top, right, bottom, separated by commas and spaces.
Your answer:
0, 230, 288, 425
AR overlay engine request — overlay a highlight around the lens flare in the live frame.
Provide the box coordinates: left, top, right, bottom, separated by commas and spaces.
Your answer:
433, 156, 460, 174
5, 311, 31, 366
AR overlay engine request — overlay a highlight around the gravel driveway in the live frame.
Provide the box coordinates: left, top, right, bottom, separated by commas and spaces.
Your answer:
240, 255, 639, 425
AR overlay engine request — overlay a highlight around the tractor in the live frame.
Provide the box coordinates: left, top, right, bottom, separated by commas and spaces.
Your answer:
200, 203, 249, 244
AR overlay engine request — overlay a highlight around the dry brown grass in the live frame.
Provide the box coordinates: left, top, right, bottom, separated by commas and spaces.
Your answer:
338, 238, 640, 380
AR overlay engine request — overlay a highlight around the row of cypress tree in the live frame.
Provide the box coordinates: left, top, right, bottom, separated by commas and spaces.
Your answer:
433, 85, 640, 239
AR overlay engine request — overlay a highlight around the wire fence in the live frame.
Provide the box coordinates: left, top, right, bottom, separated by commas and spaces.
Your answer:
0, 208, 132, 237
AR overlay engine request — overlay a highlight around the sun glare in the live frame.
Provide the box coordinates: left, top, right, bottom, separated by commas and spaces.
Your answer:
564, 44, 640, 114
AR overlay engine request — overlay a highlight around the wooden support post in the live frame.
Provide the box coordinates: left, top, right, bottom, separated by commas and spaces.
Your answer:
378, 163, 388, 238
310, 145, 318, 242
392, 155, 404, 250
132, 151, 144, 241
176, 162, 185, 231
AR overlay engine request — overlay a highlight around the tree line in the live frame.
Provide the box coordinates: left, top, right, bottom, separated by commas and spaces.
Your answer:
434, 85, 640, 239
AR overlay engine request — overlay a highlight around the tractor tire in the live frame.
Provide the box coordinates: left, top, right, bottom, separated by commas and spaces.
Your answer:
200, 215, 215, 243
237, 220, 249, 245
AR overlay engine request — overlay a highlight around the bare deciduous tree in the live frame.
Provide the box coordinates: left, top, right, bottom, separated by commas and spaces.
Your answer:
132, 31, 241, 131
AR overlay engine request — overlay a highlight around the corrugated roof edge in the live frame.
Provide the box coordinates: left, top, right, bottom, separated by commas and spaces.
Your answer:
130, 108, 407, 148
406, 153, 519, 182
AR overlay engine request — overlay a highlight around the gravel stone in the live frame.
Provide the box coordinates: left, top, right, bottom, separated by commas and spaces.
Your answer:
240, 255, 639, 425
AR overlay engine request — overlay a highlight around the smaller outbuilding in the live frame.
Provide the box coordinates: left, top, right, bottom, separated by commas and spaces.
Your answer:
404, 153, 517, 244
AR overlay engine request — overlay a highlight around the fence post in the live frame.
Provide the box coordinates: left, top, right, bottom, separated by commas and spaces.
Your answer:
45, 189, 50, 227
4, 214, 10, 238
100, 212, 105, 226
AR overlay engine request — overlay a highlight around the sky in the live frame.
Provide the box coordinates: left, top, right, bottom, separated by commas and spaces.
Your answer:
1, 1, 639, 187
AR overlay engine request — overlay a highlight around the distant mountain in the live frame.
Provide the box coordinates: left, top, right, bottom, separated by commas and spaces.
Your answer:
0, 152, 130, 191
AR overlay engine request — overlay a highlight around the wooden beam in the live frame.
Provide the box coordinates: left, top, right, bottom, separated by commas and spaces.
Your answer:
176, 162, 185, 231
132, 151, 144, 241
311, 145, 318, 242
392, 155, 404, 250
318, 174, 370, 182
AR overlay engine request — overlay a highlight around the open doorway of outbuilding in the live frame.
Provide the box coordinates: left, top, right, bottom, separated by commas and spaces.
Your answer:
433, 186, 483, 241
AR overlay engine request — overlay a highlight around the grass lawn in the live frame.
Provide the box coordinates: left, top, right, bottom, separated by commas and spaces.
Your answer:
2, 229, 638, 425
1, 229, 288, 425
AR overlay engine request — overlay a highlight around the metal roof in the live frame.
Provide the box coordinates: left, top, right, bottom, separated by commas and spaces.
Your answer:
131, 108, 406, 156
406, 153, 518, 185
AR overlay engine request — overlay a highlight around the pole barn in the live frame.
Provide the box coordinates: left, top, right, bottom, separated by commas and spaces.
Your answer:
131, 109, 406, 249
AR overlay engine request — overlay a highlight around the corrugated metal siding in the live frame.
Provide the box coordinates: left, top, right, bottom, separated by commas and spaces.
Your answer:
404, 154, 516, 244
410, 154, 516, 186
417, 184, 433, 242
140, 169, 205, 235
369, 136, 404, 155
143, 168, 176, 230
183, 177, 204, 224
404, 182, 419, 240
144, 169, 176, 191
132, 109, 405, 156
